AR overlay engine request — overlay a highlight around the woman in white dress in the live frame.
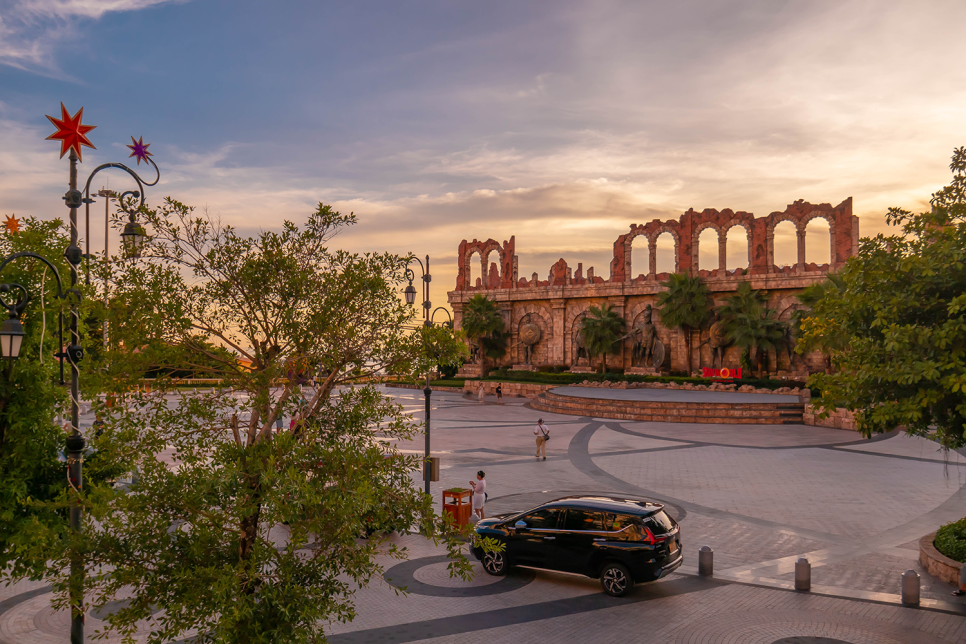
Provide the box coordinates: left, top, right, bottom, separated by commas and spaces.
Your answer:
469, 470, 487, 519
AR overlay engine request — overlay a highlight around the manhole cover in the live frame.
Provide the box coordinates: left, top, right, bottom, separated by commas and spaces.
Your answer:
773, 638, 854, 644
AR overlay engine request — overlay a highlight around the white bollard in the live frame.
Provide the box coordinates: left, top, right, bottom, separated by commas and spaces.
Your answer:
795, 557, 811, 591
901, 569, 920, 606
698, 545, 713, 577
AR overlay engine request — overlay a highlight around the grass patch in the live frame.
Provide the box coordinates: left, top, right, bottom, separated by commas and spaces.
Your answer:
429, 379, 465, 388
935, 517, 966, 563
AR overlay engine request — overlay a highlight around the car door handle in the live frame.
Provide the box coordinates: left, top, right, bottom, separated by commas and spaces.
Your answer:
593, 538, 606, 541
543, 536, 556, 540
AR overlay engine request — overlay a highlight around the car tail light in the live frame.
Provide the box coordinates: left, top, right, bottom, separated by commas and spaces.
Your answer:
641, 526, 669, 544
641, 526, 669, 545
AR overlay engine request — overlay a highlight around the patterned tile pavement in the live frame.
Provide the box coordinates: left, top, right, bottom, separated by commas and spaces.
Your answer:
3, 385, 966, 643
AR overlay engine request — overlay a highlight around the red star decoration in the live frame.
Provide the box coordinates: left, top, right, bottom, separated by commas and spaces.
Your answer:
45, 103, 96, 161
126, 135, 153, 165
4, 215, 20, 234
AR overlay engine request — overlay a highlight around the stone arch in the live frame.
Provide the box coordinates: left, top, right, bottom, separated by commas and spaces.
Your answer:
650, 228, 680, 275
465, 248, 483, 289
765, 212, 805, 272
513, 304, 552, 366
693, 222, 722, 273
801, 211, 834, 269
722, 221, 752, 273
463, 239, 503, 289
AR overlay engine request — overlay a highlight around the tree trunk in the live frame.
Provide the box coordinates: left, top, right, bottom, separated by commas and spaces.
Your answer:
684, 326, 692, 375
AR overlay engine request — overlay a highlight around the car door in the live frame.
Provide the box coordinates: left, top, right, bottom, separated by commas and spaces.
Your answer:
505, 508, 564, 568
554, 508, 606, 575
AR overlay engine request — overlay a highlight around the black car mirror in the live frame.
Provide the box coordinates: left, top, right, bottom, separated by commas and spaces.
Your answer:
514, 520, 527, 531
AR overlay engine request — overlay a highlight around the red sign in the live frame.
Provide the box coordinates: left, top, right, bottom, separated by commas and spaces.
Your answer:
702, 367, 742, 379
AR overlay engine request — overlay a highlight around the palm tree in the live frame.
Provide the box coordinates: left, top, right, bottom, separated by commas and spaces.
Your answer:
717, 281, 788, 376
580, 303, 626, 373
461, 294, 508, 364
655, 274, 712, 374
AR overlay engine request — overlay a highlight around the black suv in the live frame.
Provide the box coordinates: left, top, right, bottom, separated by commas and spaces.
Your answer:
471, 495, 682, 596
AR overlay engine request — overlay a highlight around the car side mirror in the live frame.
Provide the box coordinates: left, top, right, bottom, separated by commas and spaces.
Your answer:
514, 521, 527, 531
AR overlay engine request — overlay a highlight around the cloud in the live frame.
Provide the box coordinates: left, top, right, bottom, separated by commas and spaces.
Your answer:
0, 0, 184, 73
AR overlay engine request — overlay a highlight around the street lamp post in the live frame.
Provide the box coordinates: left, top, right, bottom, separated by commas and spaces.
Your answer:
403, 256, 453, 496
43, 103, 158, 644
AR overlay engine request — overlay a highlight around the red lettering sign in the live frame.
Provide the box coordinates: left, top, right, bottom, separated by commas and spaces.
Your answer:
702, 367, 742, 379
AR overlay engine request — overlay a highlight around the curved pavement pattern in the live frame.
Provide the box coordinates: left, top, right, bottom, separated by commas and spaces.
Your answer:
3, 386, 966, 643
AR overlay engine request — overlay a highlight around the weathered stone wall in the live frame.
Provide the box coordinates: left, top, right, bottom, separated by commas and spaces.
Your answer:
803, 404, 857, 430
449, 198, 856, 374
462, 381, 555, 399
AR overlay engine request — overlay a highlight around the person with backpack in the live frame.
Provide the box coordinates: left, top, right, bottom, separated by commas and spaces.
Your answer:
534, 419, 550, 460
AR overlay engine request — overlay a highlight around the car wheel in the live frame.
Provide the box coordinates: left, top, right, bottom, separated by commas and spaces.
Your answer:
481, 549, 508, 576
600, 562, 633, 597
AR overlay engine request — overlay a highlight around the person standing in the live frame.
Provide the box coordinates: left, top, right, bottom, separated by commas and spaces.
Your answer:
534, 419, 549, 460
478, 382, 485, 403
469, 470, 487, 519
495, 383, 503, 404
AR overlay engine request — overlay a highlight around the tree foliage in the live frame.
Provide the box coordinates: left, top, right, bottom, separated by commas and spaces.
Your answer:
802, 148, 966, 447
580, 303, 625, 372
461, 294, 508, 364
39, 200, 476, 644
656, 273, 712, 373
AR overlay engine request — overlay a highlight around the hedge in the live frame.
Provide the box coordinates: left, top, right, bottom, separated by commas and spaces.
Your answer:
935, 517, 966, 563
475, 368, 818, 397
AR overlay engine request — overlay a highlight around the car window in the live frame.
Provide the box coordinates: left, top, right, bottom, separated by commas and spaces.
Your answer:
647, 510, 676, 534
562, 509, 604, 531
601, 513, 639, 532
522, 508, 562, 529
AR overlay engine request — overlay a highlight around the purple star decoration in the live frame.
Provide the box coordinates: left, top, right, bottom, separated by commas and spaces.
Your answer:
126, 135, 153, 165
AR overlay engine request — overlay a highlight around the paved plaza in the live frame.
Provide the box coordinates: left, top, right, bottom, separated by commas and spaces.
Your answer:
3, 386, 966, 643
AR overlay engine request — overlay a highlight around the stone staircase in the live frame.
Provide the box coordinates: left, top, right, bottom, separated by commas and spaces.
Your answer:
530, 389, 804, 424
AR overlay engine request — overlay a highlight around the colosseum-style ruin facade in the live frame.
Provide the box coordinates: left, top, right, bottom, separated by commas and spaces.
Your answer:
447, 198, 858, 375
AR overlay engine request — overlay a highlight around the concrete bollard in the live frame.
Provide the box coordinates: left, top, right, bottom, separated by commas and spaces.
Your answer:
698, 545, 713, 577
901, 569, 920, 606
795, 557, 811, 591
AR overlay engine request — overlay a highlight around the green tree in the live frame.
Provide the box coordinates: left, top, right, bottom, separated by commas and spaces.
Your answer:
793, 273, 847, 372
461, 294, 508, 364
0, 217, 74, 581
802, 147, 966, 447
580, 303, 626, 372
717, 281, 787, 376
43, 200, 479, 644
656, 273, 712, 373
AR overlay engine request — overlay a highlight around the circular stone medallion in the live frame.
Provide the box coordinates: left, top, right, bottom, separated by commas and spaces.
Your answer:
384, 554, 534, 597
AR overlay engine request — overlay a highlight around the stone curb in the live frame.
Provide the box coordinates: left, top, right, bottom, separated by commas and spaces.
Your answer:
920, 531, 963, 586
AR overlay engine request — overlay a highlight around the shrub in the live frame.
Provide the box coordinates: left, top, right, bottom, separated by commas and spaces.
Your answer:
935, 517, 966, 563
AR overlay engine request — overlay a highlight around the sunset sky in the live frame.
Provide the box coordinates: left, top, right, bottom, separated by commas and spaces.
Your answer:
1, 0, 965, 297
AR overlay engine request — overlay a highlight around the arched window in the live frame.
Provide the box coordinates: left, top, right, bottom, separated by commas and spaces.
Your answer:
655, 232, 676, 274
804, 218, 831, 266
726, 225, 749, 272
772, 221, 797, 268
697, 228, 719, 271
630, 236, 648, 281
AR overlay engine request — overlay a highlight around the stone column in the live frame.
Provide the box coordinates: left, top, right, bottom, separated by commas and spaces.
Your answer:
718, 234, 727, 272
551, 299, 566, 366
796, 229, 806, 271
648, 237, 657, 277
